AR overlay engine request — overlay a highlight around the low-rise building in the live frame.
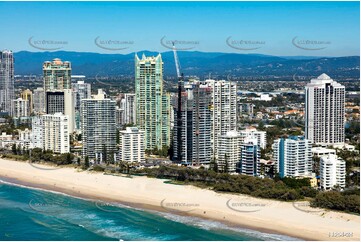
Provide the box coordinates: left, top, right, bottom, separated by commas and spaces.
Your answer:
18, 128, 32, 150
0, 132, 13, 149
239, 127, 266, 149
311, 147, 336, 158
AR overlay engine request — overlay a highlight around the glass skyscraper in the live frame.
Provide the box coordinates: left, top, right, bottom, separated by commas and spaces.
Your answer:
135, 53, 171, 150
43, 58, 71, 91
0, 50, 14, 113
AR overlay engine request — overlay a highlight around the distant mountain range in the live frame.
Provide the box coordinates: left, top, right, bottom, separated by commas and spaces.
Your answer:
13, 51, 360, 79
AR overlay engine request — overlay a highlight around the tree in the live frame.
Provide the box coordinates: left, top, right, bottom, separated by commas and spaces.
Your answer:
258, 121, 265, 130
12, 144, 17, 155
102, 144, 107, 164
65, 153, 73, 164
84, 156, 90, 169
116, 129, 120, 144
224, 154, 229, 173
312, 156, 320, 175
17, 144, 22, 155
210, 158, 218, 173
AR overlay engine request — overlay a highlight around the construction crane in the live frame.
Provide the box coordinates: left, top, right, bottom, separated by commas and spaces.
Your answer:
172, 42, 181, 79
172, 42, 184, 165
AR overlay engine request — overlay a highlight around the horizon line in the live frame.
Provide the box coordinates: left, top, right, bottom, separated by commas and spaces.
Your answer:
9, 50, 361, 58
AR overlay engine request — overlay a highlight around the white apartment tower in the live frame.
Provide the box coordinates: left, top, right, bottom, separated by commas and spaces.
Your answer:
239, 127, 267, 149
72, 80, 91, 131
305, 73, 345, 146
217, 131, 241, 173
119, 127, 145, 163
203, 79, 237, 158
42, 113, 70, 154
320, 154, 346, 190
31, 116, 44, 149
11, 98, 29, 117
81, 89, 116, 163
120, 93, 136, 125
72, 80, 91, 111
272, 136, 312, 178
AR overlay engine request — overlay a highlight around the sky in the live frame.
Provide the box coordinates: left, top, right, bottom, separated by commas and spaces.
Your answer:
0, 1, 359, 56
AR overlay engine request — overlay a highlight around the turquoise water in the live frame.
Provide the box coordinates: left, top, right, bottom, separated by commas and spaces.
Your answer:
0, 180, 296, 241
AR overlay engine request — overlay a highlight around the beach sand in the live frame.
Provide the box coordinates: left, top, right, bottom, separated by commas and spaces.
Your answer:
0, 158, 359, 241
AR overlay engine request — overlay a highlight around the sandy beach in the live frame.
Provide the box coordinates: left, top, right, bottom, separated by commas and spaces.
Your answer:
0, 158, 359, 241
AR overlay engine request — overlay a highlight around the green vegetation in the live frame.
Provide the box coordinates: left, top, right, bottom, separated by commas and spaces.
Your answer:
84, 156, 90, 169
2, 148, 75, 166
145, 145, 170, 157
93, 165, 105, 172
345, 121, 360, 143
311, 190, 360, 214
132, 165, 359, 213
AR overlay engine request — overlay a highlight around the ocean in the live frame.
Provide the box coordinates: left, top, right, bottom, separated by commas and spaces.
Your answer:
0, 180, 297, 241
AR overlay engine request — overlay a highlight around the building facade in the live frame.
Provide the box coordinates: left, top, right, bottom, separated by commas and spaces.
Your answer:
311, 147, 336, 158
72, 80, 91, 131
320, 154, 346, 190
0, 50, 14, 113
72, 80, 91, 111
46, 90, 75, 133
42, 113, 70, 154
173, 81, 212, 165
272, 136, 312, 178
31, 116, 44, 149
11, 98, 29, 118
33, 87, 45, 114
119, 127, 145, 163
203, 79, 237, 159
43, 58, 71, 91
81, 89, 116, 163
120, 93, 136, 125
305, 73, 345, 146
217, 131, 241, 173
135, 53, 171, 150
21, 89, 33, 114
239, 138, 261, 176
239, 127, 267, 149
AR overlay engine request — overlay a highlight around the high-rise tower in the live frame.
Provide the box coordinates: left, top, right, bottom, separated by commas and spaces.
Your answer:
43, 58, 71, 91
135, 53, 171, 150
173, 80, 212, 165
81, 89, 116, 163
203, 79, 237, 159
305, 73, 345, 145
0, 50, 14, 113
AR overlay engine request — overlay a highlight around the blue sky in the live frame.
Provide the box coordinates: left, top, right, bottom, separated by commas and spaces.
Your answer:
0, 1, 359, 56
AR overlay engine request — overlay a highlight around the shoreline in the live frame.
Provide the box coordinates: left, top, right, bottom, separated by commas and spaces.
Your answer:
0, 176, 297, 241
0, 158, 359, 241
